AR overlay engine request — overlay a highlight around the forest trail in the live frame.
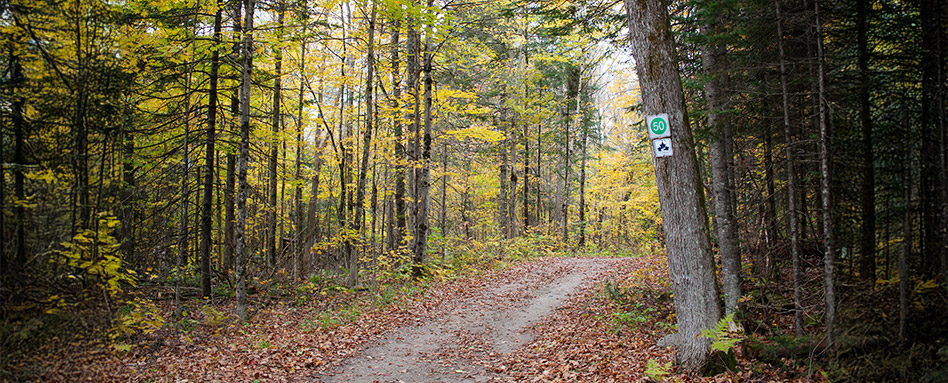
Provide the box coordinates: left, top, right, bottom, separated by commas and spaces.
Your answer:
316, 257, 622, 382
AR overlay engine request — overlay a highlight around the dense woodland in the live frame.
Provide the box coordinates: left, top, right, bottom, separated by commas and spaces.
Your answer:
1, 0, 946, 380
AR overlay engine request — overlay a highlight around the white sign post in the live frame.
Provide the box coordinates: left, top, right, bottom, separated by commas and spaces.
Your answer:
646, 113, 673, 158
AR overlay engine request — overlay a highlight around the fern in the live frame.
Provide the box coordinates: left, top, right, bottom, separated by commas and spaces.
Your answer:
700, 313, 742, 353
645, 358, 672, 382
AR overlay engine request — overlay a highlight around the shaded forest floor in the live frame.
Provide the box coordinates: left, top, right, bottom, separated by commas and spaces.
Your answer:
2, 252, 873, 382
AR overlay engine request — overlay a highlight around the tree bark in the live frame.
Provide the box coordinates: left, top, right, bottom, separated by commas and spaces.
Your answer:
235, 0, 256, 321
294, 23, 306, 280
764, 125, 777, 246
776, 0, 802, 335
559, 63, 580, 245
624, 0, 721, 371
523, 122, 530, 229
348, 5, 376, 287
499, 93, 510, 239
509, 117, 518, 239
268, 6, 284, 271
73, 8, 90, 233
120, 116, 136, 264
223, 0, 241, 280
224, 153, 236, 276
412, 9, 433, 274
407, 5, 422, 269
815, 0, 836, 345
440, 140, 448, 253
199, 1, 222, 298
857, 0, 876, 283
11, 47, 27, 269
175, 66, 192, 317
578, 119, 587, 248
899, 155, 912, 341
702, 1, 740, 316
391, 18, 407, 252
536, 123, 542, 226
335, 1, 351, 270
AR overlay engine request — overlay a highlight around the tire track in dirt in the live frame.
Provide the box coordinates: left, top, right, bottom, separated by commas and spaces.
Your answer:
315, 257, 623, 382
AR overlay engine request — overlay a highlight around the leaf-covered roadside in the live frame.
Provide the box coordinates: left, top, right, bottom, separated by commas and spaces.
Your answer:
501, 255, 827, 382
2, 255, 527, 382
4, 253, 837, 382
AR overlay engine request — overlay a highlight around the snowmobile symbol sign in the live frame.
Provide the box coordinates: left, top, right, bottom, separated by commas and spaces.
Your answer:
647, 114, 673, 157
653, 138, 673, 157
647, 113, 671, 140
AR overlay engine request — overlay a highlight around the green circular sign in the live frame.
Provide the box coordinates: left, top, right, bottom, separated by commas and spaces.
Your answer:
650, 117, 668, 135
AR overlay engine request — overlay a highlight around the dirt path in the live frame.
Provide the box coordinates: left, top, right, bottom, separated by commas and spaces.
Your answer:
316, 257, 622, 383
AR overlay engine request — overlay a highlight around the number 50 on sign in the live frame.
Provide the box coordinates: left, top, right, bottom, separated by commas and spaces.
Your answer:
647, 114, 671, 140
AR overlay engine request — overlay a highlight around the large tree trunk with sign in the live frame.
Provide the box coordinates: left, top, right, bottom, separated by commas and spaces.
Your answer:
624, 0, 722, 372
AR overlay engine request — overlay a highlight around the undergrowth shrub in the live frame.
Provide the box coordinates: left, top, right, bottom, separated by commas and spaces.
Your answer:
110, 297, 165, 352
50, 213, 137, 301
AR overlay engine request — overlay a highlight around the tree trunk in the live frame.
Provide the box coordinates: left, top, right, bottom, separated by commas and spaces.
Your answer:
559, 63, 580, 245
268, 6, 284, 271
73, 15, 90, 233
536, 123, 542, 226
199, 2, 222, 298
223, 0, 241, 280
764, 125, 777, 246
857, 0, 876, 283
294, 24, 306, 280
703, 4, 740, 317
776, 0, 802, 335
235, 0, 255, 321
11, 48, 27, 269
407, 6, 422, 267
175, 70, 192, 317
306, 130, 328, 262
623, 0, 722, 371
348, 5, 376, 287
337, 3, 350, 269
509, 118, 518, 239
412, 10, 433, 274
899, 155, 912, 341
499, 93, 510, 239
224, 153, 236, 276
815, 0, 836, 345
578, 119, 587, 249
389, 19, 407, 254
306, 79, 331, 263
120, 117, 136, 264
440, 140, 448, 254
523, 122, 530, 228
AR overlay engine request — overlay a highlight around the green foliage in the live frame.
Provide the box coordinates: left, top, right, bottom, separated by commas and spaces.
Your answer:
307, 305, 363, 332
2, 318, 44, 344
213, 284, 234, 297
610, 303, 656, 333
373, 287, 397, 308
110, 297, 165, 350
700, 313, 742, 354
505, 233, 560, 260
200, 305, 227, 327
700, 313, 742, 372
52, 213, 137, 299
645, 359, 672, 382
